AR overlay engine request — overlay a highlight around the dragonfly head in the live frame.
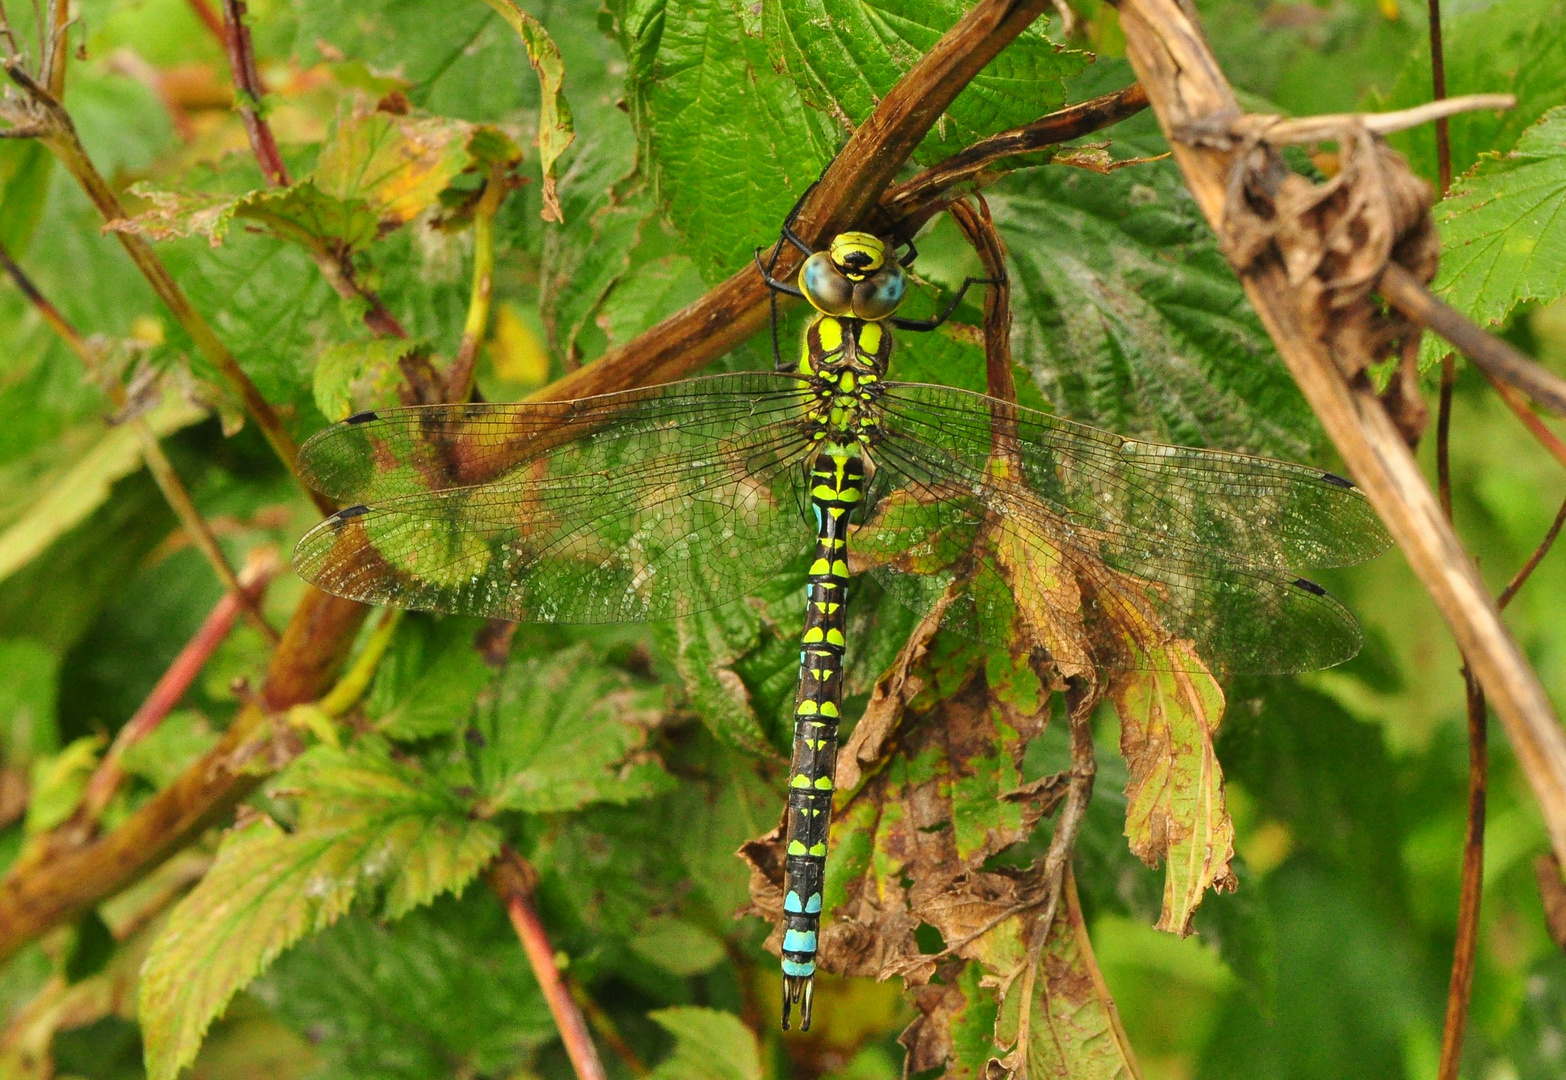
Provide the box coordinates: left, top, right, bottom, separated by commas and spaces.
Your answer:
800, 232, 908, 322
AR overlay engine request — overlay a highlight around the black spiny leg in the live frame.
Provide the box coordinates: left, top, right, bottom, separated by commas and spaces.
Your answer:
756, 182, 823, 370
890, 274, 1005, 332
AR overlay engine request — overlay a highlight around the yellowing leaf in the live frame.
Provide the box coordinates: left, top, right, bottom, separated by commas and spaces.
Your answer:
1111, 641, 1236, 936
991, 872, 1143, 1080
313, 339, 428, 421
487, 302, 551, 388
24, 735, 100, 835
138, 743, 501, 1080
478, 0, 576, 221
314, 108, 474, 230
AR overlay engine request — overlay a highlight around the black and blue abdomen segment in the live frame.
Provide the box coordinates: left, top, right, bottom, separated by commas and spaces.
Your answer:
779, 447, 863, 1030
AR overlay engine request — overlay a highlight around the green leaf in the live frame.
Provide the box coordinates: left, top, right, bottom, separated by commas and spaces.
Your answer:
990, 875, 1142, 1079
124, 108, 474, 265
24, 735, 99, 834
313, 339, 430, 422
138, 742, 502, 1080
478, 0, 577, 221
472, 643, 670, 814
646, 1007, 762, 1080
256, 892, 556, 1080
0, 638, 59, 769
116, 710, 219, 791
766, 0, 1087, 165
1430, 107, 1566, 340
990, 143, 1321, 458
294, 1, 527, 123
619, 0, 835, 283
651, 568, 805, 756
371, 616, 493, 741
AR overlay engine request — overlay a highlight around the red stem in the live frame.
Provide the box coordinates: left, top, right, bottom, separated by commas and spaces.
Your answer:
221, 0, 286, 187
489, 847, 608, 1080
79, 555, 278, 821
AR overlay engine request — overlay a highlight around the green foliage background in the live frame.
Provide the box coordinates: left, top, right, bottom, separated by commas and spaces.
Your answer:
1, 0, 1566, 1077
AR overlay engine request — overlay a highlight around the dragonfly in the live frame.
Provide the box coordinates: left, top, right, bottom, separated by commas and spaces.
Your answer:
292, 202, 1391, 1032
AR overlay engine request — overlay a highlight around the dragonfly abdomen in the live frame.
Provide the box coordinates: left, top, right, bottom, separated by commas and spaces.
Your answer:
781, 446, 863, 1031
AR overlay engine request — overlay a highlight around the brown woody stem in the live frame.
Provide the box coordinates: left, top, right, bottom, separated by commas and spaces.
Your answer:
524, 0, 1054, 408
1438, 666, 1486, 1080
884, 82, 1150, 234
1115, 0, 1566, 876
488, 846, 608, 1080
0, 586, 367, 961
1379, 264, 1566, 419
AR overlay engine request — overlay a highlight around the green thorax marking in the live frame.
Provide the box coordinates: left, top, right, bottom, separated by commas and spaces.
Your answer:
799, 315, 890, 447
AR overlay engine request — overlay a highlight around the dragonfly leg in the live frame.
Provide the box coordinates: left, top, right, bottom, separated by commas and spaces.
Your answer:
889, 274, 1005, 333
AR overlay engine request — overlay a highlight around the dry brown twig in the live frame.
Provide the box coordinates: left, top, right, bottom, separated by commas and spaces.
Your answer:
1112, 0, 1566, 873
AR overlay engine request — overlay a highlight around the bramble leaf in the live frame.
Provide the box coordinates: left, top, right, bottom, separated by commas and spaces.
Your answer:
471, 643, 670, 814
1430, 107, 1566, 342
371, 617, 493, 741
766, 0, 1087, 165
312, 339, 430, 422
989, 873, 1141, 1079
138, 743, 501, 1080
614, 0, 834, 283
992, 136, 1320, 459
256, 893, 556, 1079
646, 1007, 763, 1080
1379, 0, 1566, 182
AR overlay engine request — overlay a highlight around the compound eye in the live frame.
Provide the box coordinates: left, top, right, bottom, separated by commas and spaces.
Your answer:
852, 263, 907, 321
800, 251, 854, 316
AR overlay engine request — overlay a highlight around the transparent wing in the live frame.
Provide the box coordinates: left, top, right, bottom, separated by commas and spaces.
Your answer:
297, 373, 815, 503
875, 382, 1391, 571
293, 376, 818, 623
859, 400, 1373, 675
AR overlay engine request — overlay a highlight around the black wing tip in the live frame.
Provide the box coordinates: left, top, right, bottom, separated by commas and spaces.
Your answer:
331, 504, 371, 524
345, 410, 380, 425
1291, 576, 1328, 596
1320, 471, 1356, 489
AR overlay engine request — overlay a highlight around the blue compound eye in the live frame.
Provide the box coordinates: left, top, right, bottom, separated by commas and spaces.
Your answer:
853, 263, 907, 321
801, 252, 854, 316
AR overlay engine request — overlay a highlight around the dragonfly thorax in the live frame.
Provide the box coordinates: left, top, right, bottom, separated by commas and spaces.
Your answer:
799, 314, 888, 448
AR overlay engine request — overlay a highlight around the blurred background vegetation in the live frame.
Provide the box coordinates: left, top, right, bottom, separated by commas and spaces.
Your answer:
1, 0, 1565, 1077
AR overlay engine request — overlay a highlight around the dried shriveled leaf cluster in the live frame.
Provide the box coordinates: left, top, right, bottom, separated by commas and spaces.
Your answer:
1213, 117, 1440, 439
